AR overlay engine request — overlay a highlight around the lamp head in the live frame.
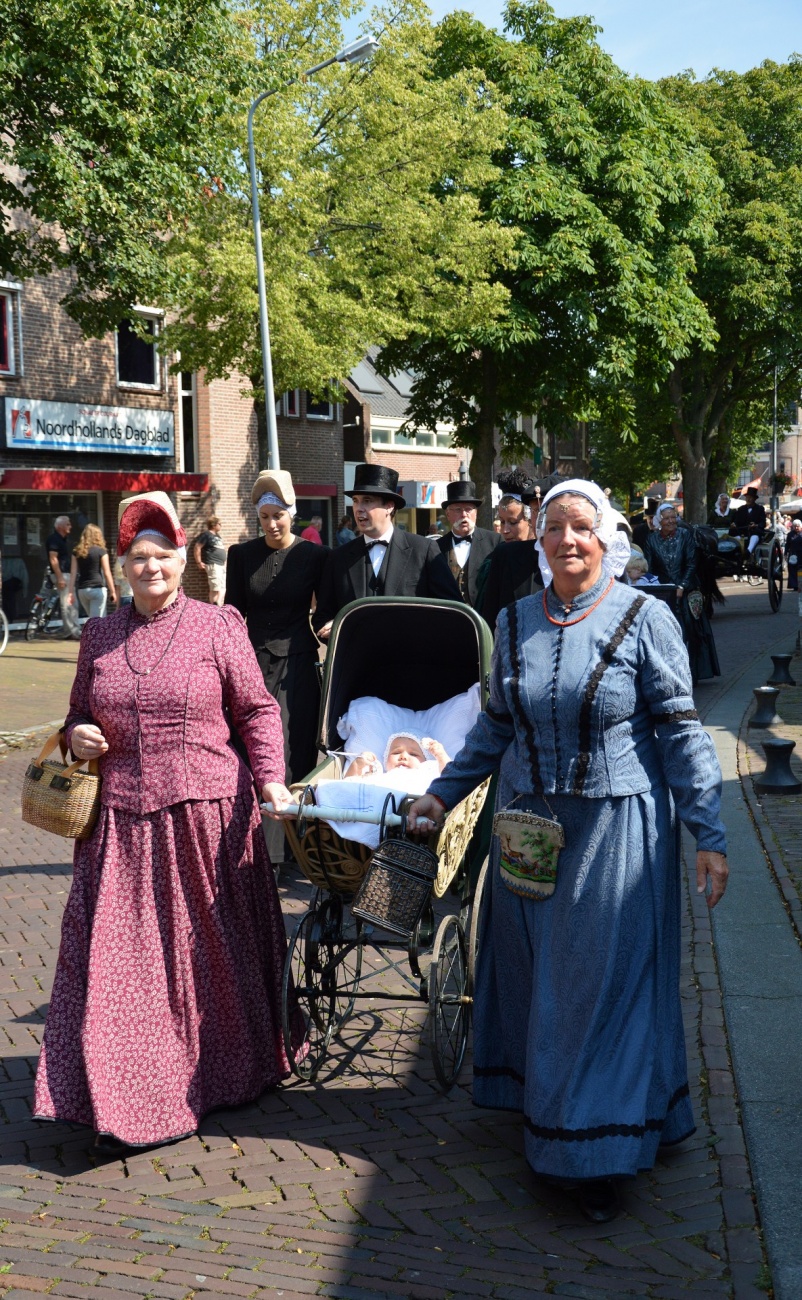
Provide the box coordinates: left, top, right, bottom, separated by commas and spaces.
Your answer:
337, 36, 380, 64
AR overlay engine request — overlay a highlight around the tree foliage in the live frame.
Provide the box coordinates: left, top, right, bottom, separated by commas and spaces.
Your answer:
160, 0, 513, 461
623, 59, 802, 521
380, 0, 721, 520
0, 0, 249, 333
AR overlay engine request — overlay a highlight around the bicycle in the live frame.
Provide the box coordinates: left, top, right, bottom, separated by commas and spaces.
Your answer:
25, 571, 62, 641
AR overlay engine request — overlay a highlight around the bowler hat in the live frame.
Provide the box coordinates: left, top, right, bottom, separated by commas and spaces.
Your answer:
251, 469, 296, 508
441, 480, 483, 509
346, 463, 406, 507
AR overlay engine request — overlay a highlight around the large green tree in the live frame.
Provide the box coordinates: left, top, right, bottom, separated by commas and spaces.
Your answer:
645, 60, 802, 521
0, 0, 249, 333
379, 0, 720, 523
160, 0, 513, 464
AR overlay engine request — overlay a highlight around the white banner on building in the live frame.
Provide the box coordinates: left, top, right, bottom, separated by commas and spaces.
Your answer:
3, 398, 174, 457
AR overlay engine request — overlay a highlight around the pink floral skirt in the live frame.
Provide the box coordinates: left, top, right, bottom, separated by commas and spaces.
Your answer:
34, 793, 296, 1145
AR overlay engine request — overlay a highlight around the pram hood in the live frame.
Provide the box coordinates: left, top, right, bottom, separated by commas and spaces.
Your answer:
318, 597, 493, 753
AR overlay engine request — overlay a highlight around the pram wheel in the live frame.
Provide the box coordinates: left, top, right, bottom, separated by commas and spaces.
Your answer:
429, 914, 469, 1091
316, 895, 364, 1035
467, 857, 489, 993
282, 906, 336, 1081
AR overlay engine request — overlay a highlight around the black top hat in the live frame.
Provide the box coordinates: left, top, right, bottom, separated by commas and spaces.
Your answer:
345, 463, 406, 507
441, 480, 483, 509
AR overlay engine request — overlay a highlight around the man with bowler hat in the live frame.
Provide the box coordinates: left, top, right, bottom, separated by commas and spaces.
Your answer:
478, 481, 543, 633
313, 464, 460, 639
436, 481, 500, 607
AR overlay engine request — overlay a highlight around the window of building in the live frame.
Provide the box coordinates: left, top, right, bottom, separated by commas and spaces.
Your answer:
116, 315, 161, 389
306, 392, 335, 420
371, 426, 450, 450
180, 372, 197, 473
285, 390, 299, 417
0, 287, 21, 375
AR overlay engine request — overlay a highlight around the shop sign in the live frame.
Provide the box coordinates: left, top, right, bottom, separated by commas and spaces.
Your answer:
396, 480, 450, 509
3, 398, 174, 457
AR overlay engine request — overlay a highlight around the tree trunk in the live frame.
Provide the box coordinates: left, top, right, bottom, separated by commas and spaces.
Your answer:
472, 351, 499, 530
680, 456, 709, 524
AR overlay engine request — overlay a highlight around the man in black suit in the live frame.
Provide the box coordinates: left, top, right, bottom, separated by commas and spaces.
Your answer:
729, 486, 767, 555
313, 463, 460, 639
436, 481, 500, 607
478, 484, 543, 632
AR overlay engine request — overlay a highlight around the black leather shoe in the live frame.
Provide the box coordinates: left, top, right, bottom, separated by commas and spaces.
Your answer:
93, 1133, 130, 1155
577, 1178, 621, 1223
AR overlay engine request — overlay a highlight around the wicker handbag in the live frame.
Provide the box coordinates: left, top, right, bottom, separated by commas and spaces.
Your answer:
21, 732, 101, 841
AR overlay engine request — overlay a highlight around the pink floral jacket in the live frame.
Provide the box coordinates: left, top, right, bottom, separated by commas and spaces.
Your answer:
64, 592, 285, 814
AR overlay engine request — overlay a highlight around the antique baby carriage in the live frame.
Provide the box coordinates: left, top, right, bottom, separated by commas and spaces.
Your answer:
268, 596, 493, 1087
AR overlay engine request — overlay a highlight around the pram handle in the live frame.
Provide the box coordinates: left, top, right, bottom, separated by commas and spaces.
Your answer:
261, 801, 403, 827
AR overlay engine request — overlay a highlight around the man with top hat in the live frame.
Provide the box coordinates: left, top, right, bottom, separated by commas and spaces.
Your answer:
436, 480, 500, 607
313, 463, 460, 639
729, 485, 767, 555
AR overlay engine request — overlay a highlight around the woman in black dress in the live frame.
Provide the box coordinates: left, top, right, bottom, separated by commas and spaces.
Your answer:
225, 471, 328, 784
643, 504, 720, 684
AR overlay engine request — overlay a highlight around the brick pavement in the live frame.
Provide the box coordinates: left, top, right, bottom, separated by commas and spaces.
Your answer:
0, 582, 784, 1299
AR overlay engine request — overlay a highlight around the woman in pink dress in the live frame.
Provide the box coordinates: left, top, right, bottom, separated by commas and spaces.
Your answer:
33, 491, 298, 1151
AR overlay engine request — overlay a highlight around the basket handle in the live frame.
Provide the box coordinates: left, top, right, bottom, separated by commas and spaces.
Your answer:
30, 731, 68, 768
29, 731, 99, 779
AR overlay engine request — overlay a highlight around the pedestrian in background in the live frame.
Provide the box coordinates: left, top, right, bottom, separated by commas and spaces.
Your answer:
46, 515, 80, 639
336, 515, 356, 546
785, 518, 802, 591
34, 491, 298, 1150
193, 516, 227, 605
301, 514, 324, 545
68, 524, 115, 621
643, 503, 720, 683
478, 471, 542, 632
409, 478, 728, 1224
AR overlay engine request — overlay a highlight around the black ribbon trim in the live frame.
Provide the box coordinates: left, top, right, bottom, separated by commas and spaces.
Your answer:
653, 709, 699, 724
507, 601, 542, 795
522, 1083, 690, 1144
572, 594, 647, 796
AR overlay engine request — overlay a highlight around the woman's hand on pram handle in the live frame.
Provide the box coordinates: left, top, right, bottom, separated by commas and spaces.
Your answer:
262, 782, 296, 818
407, 793, 447, 836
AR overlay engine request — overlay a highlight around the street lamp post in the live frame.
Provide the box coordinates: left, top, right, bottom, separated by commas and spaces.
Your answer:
247, 35, 380, 471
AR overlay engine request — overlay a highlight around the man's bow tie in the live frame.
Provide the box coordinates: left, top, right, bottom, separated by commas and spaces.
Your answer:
366, 538, 390, 548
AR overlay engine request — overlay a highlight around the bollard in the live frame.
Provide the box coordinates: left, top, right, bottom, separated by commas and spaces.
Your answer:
754, 739, 802, 794
767, 653, 796, 687
748, 686, 783, 729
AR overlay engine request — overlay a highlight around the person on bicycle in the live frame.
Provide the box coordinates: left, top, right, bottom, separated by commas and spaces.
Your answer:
46, 516, 80, 639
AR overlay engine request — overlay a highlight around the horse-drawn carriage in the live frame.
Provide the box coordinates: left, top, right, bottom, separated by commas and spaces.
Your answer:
265, 596, 493, 1088
696, 523, 785, 612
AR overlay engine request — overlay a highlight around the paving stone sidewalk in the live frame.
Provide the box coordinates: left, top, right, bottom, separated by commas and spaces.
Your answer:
0, 732, 768, 1300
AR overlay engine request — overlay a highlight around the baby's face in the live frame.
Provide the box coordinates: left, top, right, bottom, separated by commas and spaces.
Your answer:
386, 737, 426, 769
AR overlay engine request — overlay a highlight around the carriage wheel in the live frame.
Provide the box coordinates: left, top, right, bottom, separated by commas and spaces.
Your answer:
467, 858, 489, 994
429, 915, 469, 1091
315, 895, 364, 1034
769, 541, 784, 612
408, 900, 435, 982
282, 907, 335, 1081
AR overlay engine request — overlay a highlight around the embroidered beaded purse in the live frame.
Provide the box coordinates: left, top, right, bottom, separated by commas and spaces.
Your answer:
493, 801, 564, 901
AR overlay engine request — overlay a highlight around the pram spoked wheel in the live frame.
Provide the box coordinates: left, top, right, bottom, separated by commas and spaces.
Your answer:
282, 892, 364, 1081
429, 856, 489, 1091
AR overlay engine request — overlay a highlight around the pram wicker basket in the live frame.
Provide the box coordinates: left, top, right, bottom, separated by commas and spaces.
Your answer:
352, 839, 439, 936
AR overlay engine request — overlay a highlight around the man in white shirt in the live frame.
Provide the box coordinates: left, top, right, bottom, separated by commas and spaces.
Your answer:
313, 463, 459, 639
436, 481, 500, 607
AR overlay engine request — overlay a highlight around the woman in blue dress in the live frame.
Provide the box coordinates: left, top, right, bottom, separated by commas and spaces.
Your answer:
409, 479, 728, 1223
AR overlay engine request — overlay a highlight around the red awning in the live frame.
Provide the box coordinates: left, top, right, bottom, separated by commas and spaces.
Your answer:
1, 468, 209, 493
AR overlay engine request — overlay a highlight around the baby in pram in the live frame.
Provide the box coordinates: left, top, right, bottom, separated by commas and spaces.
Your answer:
345, 732, 450, 781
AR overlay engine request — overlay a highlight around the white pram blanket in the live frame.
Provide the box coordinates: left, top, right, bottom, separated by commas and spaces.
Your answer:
316, 763, 440, 850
